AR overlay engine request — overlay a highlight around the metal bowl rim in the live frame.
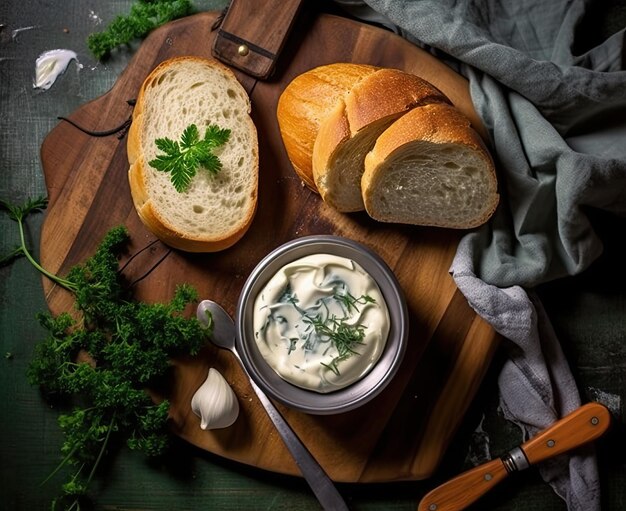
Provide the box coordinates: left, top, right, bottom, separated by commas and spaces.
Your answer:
235, 235, 408, 415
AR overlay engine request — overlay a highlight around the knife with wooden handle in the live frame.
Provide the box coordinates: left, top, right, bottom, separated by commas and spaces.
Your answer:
418, 402, 611, 511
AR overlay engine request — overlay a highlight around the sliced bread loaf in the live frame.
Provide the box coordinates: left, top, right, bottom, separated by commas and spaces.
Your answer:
127, 56, 258, 252
362, 102, 499, 228
311, 68, 450, 212
276, 63, 379, 191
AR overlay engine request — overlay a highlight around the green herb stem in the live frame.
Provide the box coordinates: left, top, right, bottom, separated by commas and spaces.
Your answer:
86, 413, 116, 486
0, 245, 24, 266
40, 443, 80, 487
16, 216, 77, 293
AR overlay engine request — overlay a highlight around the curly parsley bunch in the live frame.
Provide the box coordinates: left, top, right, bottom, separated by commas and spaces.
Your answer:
1, 198, 211, 510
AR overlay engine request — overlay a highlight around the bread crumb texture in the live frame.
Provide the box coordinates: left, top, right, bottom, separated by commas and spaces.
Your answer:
134, 57, 258, 245
367, 143, 496, 227
363, 103, 499, 228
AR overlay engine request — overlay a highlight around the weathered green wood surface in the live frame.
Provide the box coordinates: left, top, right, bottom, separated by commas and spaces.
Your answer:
1, 1, 624, 510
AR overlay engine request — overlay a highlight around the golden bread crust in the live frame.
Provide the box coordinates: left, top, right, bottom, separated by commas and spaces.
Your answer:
276, 63, 379, 191
311, 68, 450, 212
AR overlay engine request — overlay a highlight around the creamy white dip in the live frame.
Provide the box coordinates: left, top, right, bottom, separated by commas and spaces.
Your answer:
253, 253, 390, 393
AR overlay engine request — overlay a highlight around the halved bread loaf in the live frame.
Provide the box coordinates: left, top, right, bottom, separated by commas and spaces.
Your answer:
312, 68, 450, 212
276, 63, 379, 191
127, 56, 258, 252
362, 103, 499, 228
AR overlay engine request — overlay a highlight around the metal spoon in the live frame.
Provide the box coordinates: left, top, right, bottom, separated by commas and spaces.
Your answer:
197, 300, 349, 511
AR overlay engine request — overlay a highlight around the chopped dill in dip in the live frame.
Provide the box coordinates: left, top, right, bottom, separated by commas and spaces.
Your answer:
252, 254, 390, 393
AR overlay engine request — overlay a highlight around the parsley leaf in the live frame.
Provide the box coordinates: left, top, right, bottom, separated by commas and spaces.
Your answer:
149, 123, 231, 193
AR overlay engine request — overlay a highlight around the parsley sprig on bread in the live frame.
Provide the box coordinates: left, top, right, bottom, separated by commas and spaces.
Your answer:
128, 56, 258, 252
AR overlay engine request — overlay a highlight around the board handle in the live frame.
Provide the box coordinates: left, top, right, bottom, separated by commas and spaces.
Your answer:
212, 0, 304, 79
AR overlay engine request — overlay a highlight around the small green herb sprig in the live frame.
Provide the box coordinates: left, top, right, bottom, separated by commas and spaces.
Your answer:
149, 123, 231, 193
282, 288, 375, 376
333, 290, 376, 314
2, 196, 211, 510
317, 291, 375, 375
310, 315, 366, 376
87, 0, 194, 61
0, 197, 63, 280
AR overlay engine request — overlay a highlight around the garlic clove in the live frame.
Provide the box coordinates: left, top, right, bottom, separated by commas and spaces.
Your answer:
191, 368, 240, 430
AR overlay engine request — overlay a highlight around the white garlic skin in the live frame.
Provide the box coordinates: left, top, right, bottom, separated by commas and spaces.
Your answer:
191, 368, 239, 430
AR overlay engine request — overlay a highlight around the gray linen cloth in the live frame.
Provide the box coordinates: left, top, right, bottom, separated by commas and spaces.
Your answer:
335, 1, 626, 509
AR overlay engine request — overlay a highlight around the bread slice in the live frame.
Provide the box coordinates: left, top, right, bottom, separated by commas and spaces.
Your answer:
276, 63, 379, 191
362, 103, 499, 228
311, 68, 450, 213
127, 56, 258, 252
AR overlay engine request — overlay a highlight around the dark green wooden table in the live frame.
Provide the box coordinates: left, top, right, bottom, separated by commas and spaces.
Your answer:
1, 1, 624, 509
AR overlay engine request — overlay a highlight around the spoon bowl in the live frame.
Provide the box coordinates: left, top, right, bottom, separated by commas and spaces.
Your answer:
197, 299, 238, 352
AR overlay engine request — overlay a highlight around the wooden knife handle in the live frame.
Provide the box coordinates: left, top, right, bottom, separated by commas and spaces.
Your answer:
521, 402, 611, 465
212, 0, 304, 79
417, 459, 509, 511
417, 403, 611, 511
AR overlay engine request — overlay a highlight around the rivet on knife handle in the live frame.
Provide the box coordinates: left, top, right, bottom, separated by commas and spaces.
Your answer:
417, 402, 611, 511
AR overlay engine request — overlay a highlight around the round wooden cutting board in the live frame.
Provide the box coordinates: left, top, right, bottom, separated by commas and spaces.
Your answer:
39, 11, 499, 483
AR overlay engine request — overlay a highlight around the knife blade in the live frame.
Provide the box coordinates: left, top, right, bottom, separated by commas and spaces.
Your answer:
418, 402, 611, 511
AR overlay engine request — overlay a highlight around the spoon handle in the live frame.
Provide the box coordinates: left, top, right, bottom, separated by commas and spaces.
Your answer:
247, 376, 349, 511
197, 300, 348, 510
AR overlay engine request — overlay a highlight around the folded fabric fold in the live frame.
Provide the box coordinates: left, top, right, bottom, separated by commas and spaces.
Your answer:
452, 243, 599, 510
